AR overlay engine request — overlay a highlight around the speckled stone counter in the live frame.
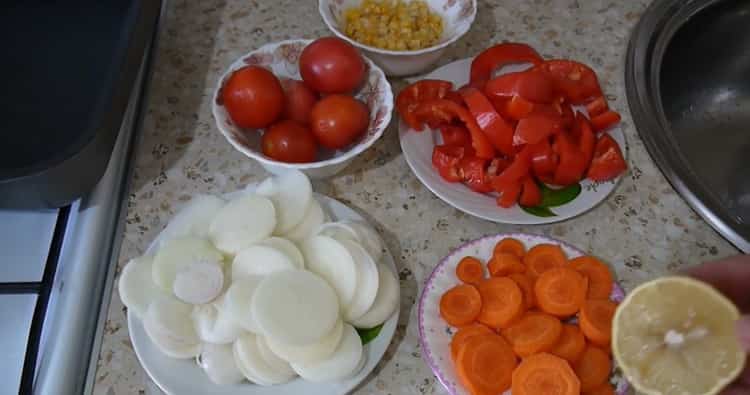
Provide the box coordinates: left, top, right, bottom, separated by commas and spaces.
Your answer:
92, 1, 740, 394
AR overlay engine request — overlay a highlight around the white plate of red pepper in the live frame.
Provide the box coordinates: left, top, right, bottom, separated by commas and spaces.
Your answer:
397, 43, 628, 225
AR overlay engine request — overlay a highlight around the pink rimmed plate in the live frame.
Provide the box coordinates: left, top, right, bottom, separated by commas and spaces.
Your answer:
417, 233, 630, 395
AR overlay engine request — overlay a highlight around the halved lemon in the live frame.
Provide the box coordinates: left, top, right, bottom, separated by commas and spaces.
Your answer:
613, 276, 747, 395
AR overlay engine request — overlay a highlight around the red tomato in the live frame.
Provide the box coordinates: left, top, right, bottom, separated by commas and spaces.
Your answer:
261, 120, 318, 163
310, 94, 369, 149
299, 37, 365, 94
281, 79, 318, 124
221, 66, 284, 129
413, 99, 496, 159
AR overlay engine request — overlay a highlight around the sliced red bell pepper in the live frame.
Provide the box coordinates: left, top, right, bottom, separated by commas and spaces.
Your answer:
414, 99, 496, 159
533, 60, 603, 105
519, 177, 543, 207
460, 88, 514, 157
432, 145, 465, 183
443, 90, 465, 106
586, 96, 608, 118
396, 79, 454, 130
514, 113, 564, 146
484, 70, 555, 103
496, 181, 523, 208
504, 95, 535, 120
552, 132, 588, 186
590, 110, 621, 132
587, 134, 627, 181
487, 157, 512, 178
570, 112, 596, 168
458, 156, 493, 193
459, 79, 488, 92
439, 124, 471, 148
470, 43, 544, 84
529, 139, 558, 176
559, 100, 575, 129
491, 146, 532, 191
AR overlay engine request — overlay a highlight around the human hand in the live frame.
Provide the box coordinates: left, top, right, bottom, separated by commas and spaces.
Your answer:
686, 254, 750, 395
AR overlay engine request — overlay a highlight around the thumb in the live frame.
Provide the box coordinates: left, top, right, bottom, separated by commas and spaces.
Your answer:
737, 315, 750, 352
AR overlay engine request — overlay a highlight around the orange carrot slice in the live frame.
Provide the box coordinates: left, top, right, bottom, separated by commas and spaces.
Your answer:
508, 273, 536, 310
450, 323, 494, 361
584, 382, 616, 395
440, 284, 482, 327
579, 299, 616, 347
494, 237, 526, 259
501, 312, 562, 357
456, 334, 518, 395
488, 253, 526, 277
535, 267, 588, 317
476, 277, 524, 329
512, 353, 580, 395
574, 345, 612, 392
550, 323, 587, 363
456, 256, 485, 285
569, 256, 614, 299
524, 243, 567, 278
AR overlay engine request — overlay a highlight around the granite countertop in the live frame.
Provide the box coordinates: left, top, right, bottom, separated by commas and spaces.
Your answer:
92, 0, 740, 394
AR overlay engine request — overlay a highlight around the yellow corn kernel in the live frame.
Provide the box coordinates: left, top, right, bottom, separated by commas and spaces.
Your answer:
340, 0, 443, 50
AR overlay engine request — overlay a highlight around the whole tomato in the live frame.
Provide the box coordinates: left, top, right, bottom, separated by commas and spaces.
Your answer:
221, 66, 284, 129
261, 120, 318, 163
281, 79, 318, 124
299, 37, 366, 94
310, 94, 370, 149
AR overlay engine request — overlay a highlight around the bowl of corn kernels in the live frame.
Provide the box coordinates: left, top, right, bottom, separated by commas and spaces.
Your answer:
319, 0, 477, 77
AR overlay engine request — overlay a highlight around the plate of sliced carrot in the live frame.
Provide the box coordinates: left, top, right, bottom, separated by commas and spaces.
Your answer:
417, 233, 630, 395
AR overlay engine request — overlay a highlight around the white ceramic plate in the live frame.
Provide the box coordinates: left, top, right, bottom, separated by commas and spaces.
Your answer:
128, 192, 399, 395
417, 233, 630, 395
399, 58, 627, 224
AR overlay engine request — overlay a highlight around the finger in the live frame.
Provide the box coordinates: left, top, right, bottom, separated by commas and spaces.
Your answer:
739, 316, 750, 352
722, 383, 750, 395
683, 255, 750, 310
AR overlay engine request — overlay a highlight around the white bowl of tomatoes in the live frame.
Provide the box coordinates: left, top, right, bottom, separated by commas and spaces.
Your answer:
212, 38, 393, 178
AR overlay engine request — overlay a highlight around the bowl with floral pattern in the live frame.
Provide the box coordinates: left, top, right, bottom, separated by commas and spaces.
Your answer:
320, 0, 476, 77
212, 39, 393, 178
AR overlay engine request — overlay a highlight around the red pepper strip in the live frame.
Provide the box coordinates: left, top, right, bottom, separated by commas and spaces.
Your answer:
396, 80, 454, 130
587, 134, 627, 181
459, 79, 488, 92
519, 177, 543, 207
439, 124, 472, 148
484, 70, 555, 103
491, 146, 532, 191
503, 95, 535, 120
487, 157, 512, 178
470, 43, 544, 84
529, 139, 558, 176
432, 145, 465, 183
514, 113, 564, 146
586, 96, 608, 118
570, 112, 596, 168
444, 90, 464, 106
496, 181, 523, 208
414, 99, 496, 159
459, 156, 493, 193
560, 101, 575, 129
460, 88, 515, 157
552, 132, 588, 186
533, 60, 603, 105
590, 110, 621, 132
